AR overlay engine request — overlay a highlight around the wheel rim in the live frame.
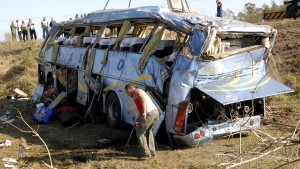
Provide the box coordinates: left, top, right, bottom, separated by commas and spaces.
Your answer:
108, 101, 119, 121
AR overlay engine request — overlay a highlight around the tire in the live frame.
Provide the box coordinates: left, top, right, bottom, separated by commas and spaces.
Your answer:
106, 93, 121, 127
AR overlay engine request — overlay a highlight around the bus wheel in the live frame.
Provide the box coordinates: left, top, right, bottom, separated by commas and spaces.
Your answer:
106, 93, 121, 127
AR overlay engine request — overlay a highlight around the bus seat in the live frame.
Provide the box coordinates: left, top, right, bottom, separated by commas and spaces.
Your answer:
82, 37, 92, 47
70, 36, 79, 45
108, 38, 117, 50
120, 37, 131, 51
65, 38, 72, 45
99, 38, 110, 49
130, 37, 147, 52
57, 37, 67, 45
153, 40, 175, 58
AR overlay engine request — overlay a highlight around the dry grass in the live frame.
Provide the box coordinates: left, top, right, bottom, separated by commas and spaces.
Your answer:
264, 19, 300, 112
0, 41, 41, 98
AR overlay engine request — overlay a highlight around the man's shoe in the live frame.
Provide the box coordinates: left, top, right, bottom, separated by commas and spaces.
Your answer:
137, 154, 151, 159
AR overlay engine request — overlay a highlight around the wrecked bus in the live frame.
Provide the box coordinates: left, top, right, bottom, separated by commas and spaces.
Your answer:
34, 6, 294, 147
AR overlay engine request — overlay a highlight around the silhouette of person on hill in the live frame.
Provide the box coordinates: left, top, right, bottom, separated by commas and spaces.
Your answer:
21, 20, 28, 41
10, 21, 17, 41
16, 20, 23, 41
28, 18, 37, 40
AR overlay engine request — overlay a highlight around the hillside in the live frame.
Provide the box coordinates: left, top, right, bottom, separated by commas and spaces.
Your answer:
266, 19, 300, 111
0, 41, 40, 97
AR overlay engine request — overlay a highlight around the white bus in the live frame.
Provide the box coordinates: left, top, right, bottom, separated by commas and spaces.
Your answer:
34, 5, 293, 147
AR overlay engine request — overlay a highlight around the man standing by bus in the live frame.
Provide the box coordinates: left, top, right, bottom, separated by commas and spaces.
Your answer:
125, 84, 159, 159
216, 0, 223, 17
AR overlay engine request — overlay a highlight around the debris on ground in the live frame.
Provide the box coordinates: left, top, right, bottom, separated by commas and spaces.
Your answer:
36, 103, 44, 109
14, 88, 28, 98
31, 107, 56, 124
0, 140, 12, 147
2, 157, 17, 169
3, 163, 17, 169
0, 111, 14, 127
18, 146, 32, 157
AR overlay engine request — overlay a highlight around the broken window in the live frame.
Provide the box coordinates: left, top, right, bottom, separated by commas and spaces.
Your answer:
201, 29, 272, 60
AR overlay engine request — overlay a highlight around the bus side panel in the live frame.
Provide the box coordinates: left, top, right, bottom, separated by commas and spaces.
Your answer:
102, 51, 127, 116
116, 53, 169, 125
115, 53, 143, 125
142, 57, 168, 95
56, 47, 86, 69
44, 46, 54, 63
91, 49, 106, 74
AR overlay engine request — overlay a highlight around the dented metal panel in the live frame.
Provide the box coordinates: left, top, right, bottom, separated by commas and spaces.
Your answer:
91, 50, 106, 74
196, 48, 267, 83
168, 56, 197, 105
59, 6, 276, 36
56, 47, 85, 69
185, 15, 275, 34
77, 71, 88, 105
44, 46, 54, 63
174, 116, 261, 147
195, 74, 294, 105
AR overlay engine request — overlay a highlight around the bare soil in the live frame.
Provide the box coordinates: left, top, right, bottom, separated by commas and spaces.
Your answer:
1, 99, 300, 168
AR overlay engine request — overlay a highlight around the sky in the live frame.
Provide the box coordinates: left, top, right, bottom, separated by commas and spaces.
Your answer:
0, 0, 282, 41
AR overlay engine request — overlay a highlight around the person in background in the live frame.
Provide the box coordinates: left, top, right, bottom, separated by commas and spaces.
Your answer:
21, 20, 28, 41
41, 17, 49, 39
75, 14, 79, 20
125, 84, 159, 159
28, 18, 37, 40
10, 21, 17, 41
16, 20, 22, 41
49, 17, 57, 29
216, 0, 223, 17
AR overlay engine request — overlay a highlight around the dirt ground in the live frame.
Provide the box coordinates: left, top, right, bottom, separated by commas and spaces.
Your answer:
1, 98, 300, 169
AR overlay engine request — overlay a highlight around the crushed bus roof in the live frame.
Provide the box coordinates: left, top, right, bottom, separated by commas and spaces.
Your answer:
60, 6, 275, 35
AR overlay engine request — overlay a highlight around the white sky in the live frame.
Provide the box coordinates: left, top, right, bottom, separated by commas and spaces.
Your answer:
0, 0, 282, 41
